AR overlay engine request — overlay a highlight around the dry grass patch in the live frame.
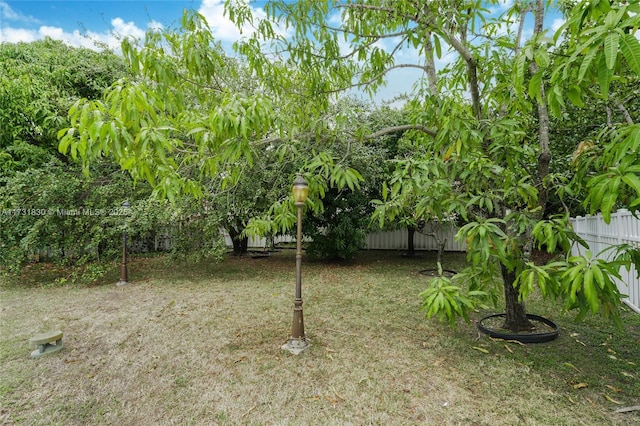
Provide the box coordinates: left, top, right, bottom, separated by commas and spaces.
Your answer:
1, 250, 639, 425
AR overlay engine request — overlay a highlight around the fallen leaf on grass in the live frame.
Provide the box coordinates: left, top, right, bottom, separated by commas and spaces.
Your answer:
608, 355, 618, 360
614, 405, 640, 413
564, 362, 581, 373
575, 339, 587, 347
605, 385, 622, 393
622, 371, 635, 378
604, 394, 623, 405
433, 357, 445, 366
332, 387, 345, 401
573, 382, 588, 389
504, 344, 513, 354
570, 333, 579, 337
241, 405, 257, 418
472, 346, 489, 354
325, 395, 340, 404
489, 337, 525, 346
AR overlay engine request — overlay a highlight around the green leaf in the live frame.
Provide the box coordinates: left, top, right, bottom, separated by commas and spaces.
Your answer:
622, 173, 640, 196
566, 87, 584, 108
578, 48, 598, 82
620, 33, 640, 76
513, 53, 526, 90
604, 31, 620, 70
433, 34, 442, 59
528, 71, 543, 101
534, 49, 550, 69
591, 263, 605, 289
597, 55, 613, 99
583, 269, 599, 314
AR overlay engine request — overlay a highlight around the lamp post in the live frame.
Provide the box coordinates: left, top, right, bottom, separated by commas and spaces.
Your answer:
282, 175, 310, 355
116, 200, 131, 286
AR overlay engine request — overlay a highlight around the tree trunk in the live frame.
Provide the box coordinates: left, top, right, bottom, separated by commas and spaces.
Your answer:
533, 0, 551, 215
407, 227, 416, 257
228, 226, 248, 256
498, 0, 548, 332
501, 265, 533, 332
437, 238, 446, 265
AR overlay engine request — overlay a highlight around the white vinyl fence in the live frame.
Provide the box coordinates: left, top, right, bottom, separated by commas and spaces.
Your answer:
220, 224, 466, 252
134, 225, 466, 253
570, 209, 640, 314
364, 225, 466, 251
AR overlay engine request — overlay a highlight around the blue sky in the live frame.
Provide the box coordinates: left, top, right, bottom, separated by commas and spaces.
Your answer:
1, 1, 195, 34
0, 1, 564, 103
0, 1, 257, 49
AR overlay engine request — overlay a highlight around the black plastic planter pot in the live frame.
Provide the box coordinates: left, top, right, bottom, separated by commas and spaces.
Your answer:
477, 313, 559, 343
419, 269, 457, 278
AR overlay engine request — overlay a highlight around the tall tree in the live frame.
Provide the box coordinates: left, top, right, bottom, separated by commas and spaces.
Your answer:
1, 37, 127, 174
228, 0, 640, 329
0, 39, 137, 272
59, 11, 365, 253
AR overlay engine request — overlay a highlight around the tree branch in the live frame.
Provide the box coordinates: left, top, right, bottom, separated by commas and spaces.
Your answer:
357, 63, 428, 88
615, 99, 634, 125
514, 2, 533, 54
423, 31, 439, 97
316, 63, 428, 96
337, 3, 419, 23
364, 124, 437, 140
532, 0, 551, 214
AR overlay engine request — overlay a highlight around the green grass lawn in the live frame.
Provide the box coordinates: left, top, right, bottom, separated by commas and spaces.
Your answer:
1, 250, 639, 425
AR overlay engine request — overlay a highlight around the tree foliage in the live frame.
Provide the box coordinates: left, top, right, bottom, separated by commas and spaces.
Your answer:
58, 11, 368, 258
554, 1, 640, 222
227, 0, 640, 329
0, 38, 127, 174
0, 39, 134, 274
45, 1, 640, 326
304, 104, 388, 260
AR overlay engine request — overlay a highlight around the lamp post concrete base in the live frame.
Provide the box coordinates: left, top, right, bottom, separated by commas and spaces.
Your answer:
116, 280, 128, 287
282, 337, 310, 355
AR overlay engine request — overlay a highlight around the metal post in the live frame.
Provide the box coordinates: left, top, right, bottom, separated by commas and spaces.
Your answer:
117, 200, 130, 286
282, 201, 310, 354
117, 230, 128, 286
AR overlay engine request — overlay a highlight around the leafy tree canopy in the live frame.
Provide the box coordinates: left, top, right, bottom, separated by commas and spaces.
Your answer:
225, 0, 640, 329
0, 38, 126, 173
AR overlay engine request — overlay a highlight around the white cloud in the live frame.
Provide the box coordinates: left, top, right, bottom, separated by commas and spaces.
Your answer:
551, 18, 565, 33
0, 1, 40, 23
110, 17, 147, 41
0, 0, 272, 51
0, 18, 157, 50
148, 20, 164, 32
198, 0, 258, 42
489, 0, 515, 15
1, 27, 37, 43
198, 0, 289, 43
